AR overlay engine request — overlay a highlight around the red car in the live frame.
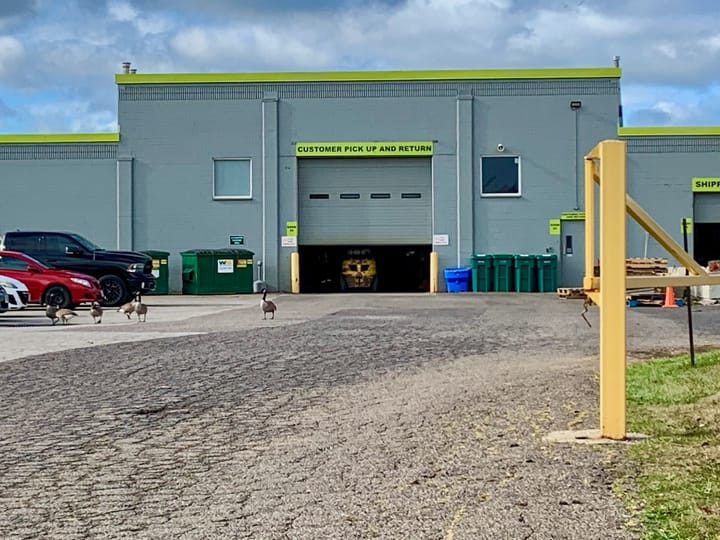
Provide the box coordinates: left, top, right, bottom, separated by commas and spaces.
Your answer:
0, 250, 103, 308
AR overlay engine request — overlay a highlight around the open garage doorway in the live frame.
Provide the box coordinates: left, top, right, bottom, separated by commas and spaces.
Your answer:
693, 222, 720, 267
299, 245, 432, 293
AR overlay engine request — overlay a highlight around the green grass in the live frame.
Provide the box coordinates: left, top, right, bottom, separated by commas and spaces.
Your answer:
623, 350, 720, 539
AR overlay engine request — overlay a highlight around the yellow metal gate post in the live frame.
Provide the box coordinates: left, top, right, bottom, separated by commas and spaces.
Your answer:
429, 252, 438, 293
597, 141, 626, 440
291, 252, 300, 294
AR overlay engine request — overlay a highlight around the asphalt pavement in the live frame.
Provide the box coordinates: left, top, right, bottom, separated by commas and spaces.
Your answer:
1, 292, 719, 538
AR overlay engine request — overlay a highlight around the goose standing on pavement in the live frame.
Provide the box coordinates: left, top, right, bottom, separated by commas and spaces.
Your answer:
90, 302, 103, 324
260, 288, 277, 320
117, 301, 134, 319
46, 304, 60, 325
55, 307, 78, 325
133, 298, 148, 322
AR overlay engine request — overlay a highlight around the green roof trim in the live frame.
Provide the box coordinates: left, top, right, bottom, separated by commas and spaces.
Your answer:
618, 126, 720, 136
115, 67, 621, 85
0, 133, 119, 144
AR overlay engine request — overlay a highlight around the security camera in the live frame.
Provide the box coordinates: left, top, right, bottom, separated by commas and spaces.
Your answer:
496, 143, 505, 152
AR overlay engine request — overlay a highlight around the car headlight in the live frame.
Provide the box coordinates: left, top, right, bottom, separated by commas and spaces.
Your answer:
127, 263, 144, 272
0, 281, 17, 290
70, 277, 92, 288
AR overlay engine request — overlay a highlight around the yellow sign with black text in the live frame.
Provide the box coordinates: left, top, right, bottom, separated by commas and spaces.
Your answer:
548, 218, 561, 235
560, 211, 586, 221
692, 177, 720, 192
295, 141, 433, 157
681, 217, 693, 234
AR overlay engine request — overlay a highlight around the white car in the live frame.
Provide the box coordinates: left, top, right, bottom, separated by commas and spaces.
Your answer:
0, 285, 8, 313
0, 274, 29, 310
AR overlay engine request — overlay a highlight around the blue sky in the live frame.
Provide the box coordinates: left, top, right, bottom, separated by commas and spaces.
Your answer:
1, 0, 720, 133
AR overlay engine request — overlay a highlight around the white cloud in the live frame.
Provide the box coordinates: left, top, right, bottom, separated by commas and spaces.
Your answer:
28, 99, 117, 133
170, 24, 332, 69
701, 34, 720, 52
0, 35, 23, 80
108, 1, 138, 22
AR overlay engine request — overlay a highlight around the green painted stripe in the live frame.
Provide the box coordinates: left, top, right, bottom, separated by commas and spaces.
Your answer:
0, 133, 120, 144
619, 126, 720, 136
115, 67, 621, 85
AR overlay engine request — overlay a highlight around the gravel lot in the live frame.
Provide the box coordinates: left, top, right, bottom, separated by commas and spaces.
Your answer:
1, 293, 719, 539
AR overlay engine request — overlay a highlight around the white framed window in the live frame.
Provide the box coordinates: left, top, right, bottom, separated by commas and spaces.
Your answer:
213, 158, 252, 199
481, 155, 521, 197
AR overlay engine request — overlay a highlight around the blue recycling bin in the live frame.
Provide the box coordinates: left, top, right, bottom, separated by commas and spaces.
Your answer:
444, 267, 471, 292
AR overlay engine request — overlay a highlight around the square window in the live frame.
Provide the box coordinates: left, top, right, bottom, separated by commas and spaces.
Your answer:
481, 156, 521, 196
213, 159, 252, 199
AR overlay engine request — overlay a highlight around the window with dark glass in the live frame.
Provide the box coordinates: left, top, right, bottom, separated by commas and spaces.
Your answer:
481, 156, 520, 196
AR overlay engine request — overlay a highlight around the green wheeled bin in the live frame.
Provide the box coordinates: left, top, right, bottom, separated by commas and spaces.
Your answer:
141, 250, 170, 295
536, 253, 558, 293
514, 254, 536, 292
471, 254, 493, 292
491, 254, 514, 292
181, 249, 254, 294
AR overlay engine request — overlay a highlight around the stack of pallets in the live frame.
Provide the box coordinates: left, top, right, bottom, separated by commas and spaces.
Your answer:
626, 257, 668, 306
625, 257, 668, 276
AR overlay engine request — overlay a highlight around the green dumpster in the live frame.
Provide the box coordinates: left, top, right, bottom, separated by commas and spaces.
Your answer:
141, 250, 170, 295
492, 254, 514, 292
536, 254, 558, 293
180, 249, 254, 294
514, 254, 536, 292
471, 254, 493, 292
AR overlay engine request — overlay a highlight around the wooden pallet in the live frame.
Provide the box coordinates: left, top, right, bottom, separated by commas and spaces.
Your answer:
557, 287, 587, 299
626, 288, 665, 307
626, 257, 668, 276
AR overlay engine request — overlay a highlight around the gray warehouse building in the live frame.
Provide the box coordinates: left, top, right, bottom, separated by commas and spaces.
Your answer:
1, 65, 719, 293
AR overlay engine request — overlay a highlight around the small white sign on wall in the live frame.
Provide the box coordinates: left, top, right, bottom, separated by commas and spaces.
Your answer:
281, 236, 298, 247
432, 234, 449, 246
217, 259, 234, 273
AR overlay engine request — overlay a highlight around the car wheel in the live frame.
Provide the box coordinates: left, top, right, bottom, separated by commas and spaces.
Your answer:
99, 275, 128, 307
44, 285, 72, 309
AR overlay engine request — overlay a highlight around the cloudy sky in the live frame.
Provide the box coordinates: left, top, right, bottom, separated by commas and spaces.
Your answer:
1, 0, 720, 134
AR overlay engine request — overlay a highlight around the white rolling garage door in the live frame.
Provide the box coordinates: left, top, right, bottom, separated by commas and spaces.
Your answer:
298, 158, 432, 245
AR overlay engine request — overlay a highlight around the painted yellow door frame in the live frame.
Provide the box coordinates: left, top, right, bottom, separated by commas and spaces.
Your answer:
583, 140, 720, 440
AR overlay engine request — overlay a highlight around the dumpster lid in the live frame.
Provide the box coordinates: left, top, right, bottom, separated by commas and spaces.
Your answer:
181, 248, 254, 256
141, 249, 171, 257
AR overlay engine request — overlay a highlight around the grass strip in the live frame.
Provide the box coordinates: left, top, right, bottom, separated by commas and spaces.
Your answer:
623, 350, 720, 539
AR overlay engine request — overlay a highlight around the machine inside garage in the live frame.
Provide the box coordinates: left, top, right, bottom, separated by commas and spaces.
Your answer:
297, 154, 432, 292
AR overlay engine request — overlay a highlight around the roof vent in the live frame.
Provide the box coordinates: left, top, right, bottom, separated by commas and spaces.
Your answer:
130, 69, 137, 74
122, 61, 131, 74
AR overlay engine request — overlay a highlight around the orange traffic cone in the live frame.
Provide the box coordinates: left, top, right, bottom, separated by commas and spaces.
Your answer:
662, 286, 678, 308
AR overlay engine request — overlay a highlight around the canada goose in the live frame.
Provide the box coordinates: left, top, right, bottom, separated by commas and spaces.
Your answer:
260, 288, 276, 320
46, 304, 59, 325
117, 301, 134, 320
90, 302, 103, 324
133, 299, 148, 322
56, 308, 78, 325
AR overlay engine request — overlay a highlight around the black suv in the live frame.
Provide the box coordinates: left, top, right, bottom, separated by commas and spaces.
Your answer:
1, 231, 155, 306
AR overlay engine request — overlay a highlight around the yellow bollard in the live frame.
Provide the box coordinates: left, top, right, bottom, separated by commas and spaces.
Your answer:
291, 252, 300, 294
429, 251, 438, 293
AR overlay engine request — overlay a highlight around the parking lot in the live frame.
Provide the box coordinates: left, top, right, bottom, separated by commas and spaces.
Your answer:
2, 292, 719, 538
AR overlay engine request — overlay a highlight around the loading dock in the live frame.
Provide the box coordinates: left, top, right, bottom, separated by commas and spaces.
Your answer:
296, 152, 433, 292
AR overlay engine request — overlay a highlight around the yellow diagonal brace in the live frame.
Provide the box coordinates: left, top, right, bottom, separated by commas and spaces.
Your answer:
625, 195, 706, 275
